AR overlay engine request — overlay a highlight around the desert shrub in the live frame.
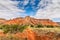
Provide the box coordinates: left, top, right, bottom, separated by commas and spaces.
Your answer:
0, 24, 28, 34
35, 24, 44, 28
0, 36, 19, 40
0, 25, 10, 33
8, 24, 19, 33
30, 25, 34, 28
18, 25, 28, 32
0, 34, 27, 40
46, 25, 54, 28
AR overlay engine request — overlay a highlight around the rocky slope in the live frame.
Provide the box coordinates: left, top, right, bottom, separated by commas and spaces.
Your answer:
0, 16, 59, 40
2, 16, 59, 26
57, 22, 60, 25
0, 18, 6, 24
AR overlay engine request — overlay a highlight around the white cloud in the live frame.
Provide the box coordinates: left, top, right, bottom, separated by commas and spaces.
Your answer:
0, 0, 25, 19
23, 0, 29, 6
0, 0, 60, 21
33, 0, 60, 20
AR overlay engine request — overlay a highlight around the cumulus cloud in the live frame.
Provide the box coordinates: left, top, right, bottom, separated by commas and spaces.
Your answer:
33, 0, 60, 19
0, 0, 60, 21
0, 0, 25, 19
23, 0, 29, 6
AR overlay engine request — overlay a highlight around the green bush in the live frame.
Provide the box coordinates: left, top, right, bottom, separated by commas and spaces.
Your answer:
0, 24, 28, 34
18, 25, 28, 32
46, 25, 54, 28
30, 25, 34, 28
35, 24, 44, 28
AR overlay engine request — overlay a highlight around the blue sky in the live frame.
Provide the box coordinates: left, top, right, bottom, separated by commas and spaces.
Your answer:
12, 0, 48, 16
12, 0, 60, 22
52, 18, 60, 22
17, 0, 41, 16
0, 0, 60, 22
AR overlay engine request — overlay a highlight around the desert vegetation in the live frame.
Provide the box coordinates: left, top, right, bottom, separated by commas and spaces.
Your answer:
0, 24, 28, 40
0, 24, 28, 34
0, 24, 59, 34
0, 36, 27, 40
0, 24, 59, 40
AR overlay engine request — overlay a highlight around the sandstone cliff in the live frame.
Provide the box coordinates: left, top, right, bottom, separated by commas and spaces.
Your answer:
3, 16, 59, 26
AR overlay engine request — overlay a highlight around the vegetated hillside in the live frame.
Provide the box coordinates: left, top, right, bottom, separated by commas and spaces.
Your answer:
3, 16, 59, 26
0, 16, 59, 40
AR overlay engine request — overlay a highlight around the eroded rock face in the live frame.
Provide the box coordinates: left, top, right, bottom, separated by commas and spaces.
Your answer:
0, 18, 6, 24
32, 29, 60, 40
3, 16, 59, 26
14, 28, 60, 40
0, 28, 60, 40
25, 28, 36, 40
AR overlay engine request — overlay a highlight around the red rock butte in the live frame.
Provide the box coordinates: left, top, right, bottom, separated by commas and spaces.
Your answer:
1, 16, 59, 26
0, 16, 59, 40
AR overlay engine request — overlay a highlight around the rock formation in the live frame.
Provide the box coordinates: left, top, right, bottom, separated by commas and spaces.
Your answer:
3, 16, 59, 26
